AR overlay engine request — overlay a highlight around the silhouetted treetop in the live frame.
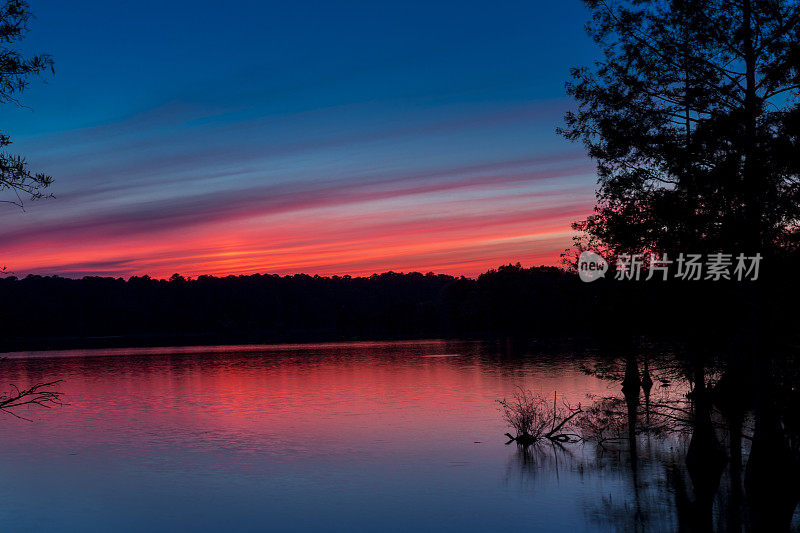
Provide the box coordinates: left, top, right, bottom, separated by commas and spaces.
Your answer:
0, 0, 53, 208
561, 0, 800, 257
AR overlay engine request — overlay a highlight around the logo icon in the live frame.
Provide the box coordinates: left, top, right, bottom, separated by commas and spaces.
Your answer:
578, 251, 608, 282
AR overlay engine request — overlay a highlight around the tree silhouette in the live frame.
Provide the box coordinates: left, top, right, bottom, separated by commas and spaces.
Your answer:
560, 0, 800, 257
0, 0, 53, 208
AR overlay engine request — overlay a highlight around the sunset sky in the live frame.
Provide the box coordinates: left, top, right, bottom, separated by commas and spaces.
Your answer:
0, 0, 598, 279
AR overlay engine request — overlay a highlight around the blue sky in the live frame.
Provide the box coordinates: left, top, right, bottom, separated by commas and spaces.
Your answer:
0, 0, 599, 278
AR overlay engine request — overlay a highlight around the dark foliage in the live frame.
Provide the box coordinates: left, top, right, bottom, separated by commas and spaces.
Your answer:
0, 265, 628, 350
3, 261, 796, 351
560, 0, 800, 257
0, 0, 53, 207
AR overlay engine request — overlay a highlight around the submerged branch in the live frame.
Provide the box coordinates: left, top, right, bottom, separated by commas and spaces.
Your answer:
0, 380, 64, 421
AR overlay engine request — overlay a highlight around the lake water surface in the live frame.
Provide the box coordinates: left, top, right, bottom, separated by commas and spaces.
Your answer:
0, 341, 732, 531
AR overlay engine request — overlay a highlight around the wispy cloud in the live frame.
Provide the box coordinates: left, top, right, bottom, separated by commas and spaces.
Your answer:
2, 95, 595, 278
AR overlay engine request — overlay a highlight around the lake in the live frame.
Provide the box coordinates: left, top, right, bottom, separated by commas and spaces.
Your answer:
0, 340, 789, 532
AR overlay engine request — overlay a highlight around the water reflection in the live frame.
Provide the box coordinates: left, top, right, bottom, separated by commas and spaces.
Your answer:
0, 340, 797, 531
507, 344, 800, 532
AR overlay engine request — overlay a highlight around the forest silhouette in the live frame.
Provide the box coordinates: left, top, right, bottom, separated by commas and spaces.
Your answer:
0, 265, 587, 350
0, 257, 795, 352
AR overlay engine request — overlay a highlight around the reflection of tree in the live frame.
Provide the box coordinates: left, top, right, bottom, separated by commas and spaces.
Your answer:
744, 355, 800, 531
583, 438, 681, 533
566, 347, 800, 532
578, 352, 695, 445
577, 353, 690, 532
505, 440, 576, 479
671, 355, 728, 532
505, 425, 684, 532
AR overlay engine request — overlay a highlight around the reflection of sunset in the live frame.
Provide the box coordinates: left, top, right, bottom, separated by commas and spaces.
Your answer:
2, 342, 617, 449
0, 342, 698, 532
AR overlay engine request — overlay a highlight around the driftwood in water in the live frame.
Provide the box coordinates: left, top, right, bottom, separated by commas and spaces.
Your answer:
0, 380, 64, 420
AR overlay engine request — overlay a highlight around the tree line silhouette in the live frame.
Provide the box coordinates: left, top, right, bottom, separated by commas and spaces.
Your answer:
4, 259, 796, 351
0, 264, 665, 350
0, 265, 582, 350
